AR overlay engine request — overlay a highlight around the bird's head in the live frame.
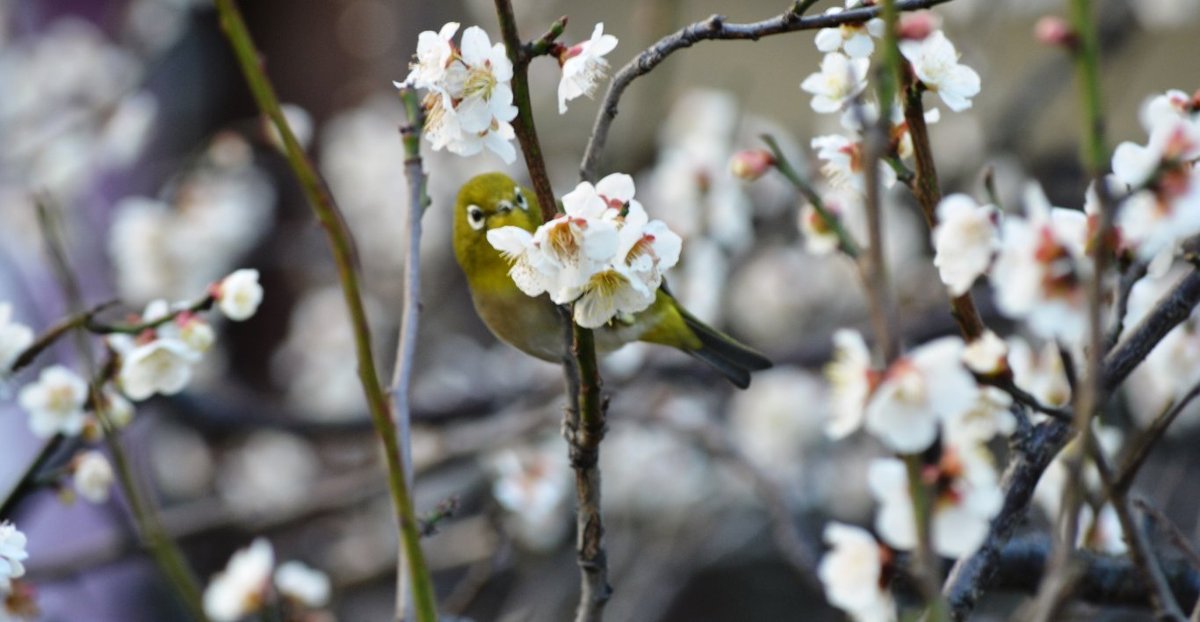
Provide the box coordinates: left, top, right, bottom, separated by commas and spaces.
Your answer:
453, 172, 542, 278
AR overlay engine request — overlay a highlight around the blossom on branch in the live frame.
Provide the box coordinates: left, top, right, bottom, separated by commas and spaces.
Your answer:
489, 173, 682, 329
558, 23, 618, 114
825, 329, 875, 439
814, 4, 885, 59
899, 30, 980, 112
864, 336, 979, 454
398, 23, 518, 163
18, 365, 89, 438
801, 52, 870, 114
274, 561, 331, 608
932, 194, 999, 296
217, 268, 264, 321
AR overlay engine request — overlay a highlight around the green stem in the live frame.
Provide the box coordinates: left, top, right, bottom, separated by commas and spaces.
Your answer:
211, 2, 437, 620
760, 134, 861, 259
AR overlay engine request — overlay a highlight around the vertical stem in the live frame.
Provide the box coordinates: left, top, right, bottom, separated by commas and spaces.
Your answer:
210, 2, 437, 620
491, 3, 612, 619
389, 89, 429, 621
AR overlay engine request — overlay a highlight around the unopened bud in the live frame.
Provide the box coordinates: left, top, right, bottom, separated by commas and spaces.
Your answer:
1034, 16, 1076, 47
730, 149, 775, 181
897, 11, 940, 41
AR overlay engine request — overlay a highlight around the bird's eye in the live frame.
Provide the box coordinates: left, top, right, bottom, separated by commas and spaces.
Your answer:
467, 204, 486, 230
514, 187, 528, 211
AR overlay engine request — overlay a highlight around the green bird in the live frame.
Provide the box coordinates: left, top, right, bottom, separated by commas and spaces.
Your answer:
452, 172, 771, 388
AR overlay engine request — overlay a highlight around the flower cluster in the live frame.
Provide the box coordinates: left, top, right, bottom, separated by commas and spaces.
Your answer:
203, 538, 331, 622
397, 23, 519, 163
487, 174, 682, 328
796, 12, 978, 258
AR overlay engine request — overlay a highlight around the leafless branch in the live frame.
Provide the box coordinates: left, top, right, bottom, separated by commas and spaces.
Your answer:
579, 0, 955, 181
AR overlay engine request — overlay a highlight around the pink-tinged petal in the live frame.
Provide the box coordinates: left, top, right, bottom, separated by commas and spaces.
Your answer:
595, 173, 636, 204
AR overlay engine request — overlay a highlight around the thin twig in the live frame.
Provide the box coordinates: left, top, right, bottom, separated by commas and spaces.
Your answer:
8, 301, 117, 374
210, 2, 437, 620
389, 88, 429, 622
1113, 378, 1200, 494
491, 3, 612, 620
1104, 260, 1149, 352
579, 0, 955, 181
761, 134, 861, 258
1137, 499, 1200, 575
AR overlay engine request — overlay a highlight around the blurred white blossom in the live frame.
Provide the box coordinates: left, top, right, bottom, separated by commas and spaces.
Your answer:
217, 269, 263, 321
865, 337, 979, 453
72, 450, 114, 504
0, 303, 33, 374
818, 522, 895, 622
274, 560, 331, 608
203, 538, 273, 622
217, 431, 319, 517
729, 367, 829, 484
487, 442, 571, 552
932, 194, 999, 296
870, 446, 1002, 558
0, 522, 28, 593
825, 329, 875, 439
801, 52, 870, 114
18, 365, 89, 438
961, 330, 1007, 376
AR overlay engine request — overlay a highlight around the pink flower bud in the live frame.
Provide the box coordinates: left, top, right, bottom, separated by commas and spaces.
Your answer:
729, 149, 775, 181
1034, 16, 1076, 47
897, 11, 940, 41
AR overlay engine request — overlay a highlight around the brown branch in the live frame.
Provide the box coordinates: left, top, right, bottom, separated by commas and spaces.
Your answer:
944, 268, 1200, 620
491, 4, 612, 620
579, 0, 955, 181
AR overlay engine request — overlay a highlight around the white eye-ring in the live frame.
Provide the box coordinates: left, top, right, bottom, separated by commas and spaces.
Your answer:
514, 186, 528, 211
467, 204, 486, 230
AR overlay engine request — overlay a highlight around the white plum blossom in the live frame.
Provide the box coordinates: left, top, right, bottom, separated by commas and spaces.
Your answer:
932, 194, 999, 295
489, 173, 682, 329
869, 446, 1002, 558
942, 386, 1016, 447
72, 450, 114, 503
398, 24, 518, 163
961, 330, 1008, 376
203, 538, 274, 622
402, 22, 459, 87
574, 201, 682, 328
899, 30, 981, 112
818, 522, 895, 622
825, 329, 875, 439
0, 522, 28, 593
989, 184, 1090, 345
117, 336, 201, 401
558, 23, 618, 114
838, 100, 941, 160
815, 5, 885, 59
217, 268, 264, 321
801, 52, 870, 114
864, 336, 979, 453
0, 303, 33, 374
274, 561, 331, 608
18, 365, 89, 438
1110, 102, 1200, 262
812, 133, 896, 192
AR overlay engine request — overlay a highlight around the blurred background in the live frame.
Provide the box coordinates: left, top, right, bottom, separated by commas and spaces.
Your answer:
2, 0, 1200, 620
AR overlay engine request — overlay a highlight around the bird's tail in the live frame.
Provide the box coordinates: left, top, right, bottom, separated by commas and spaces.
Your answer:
679, 308, 772, 389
